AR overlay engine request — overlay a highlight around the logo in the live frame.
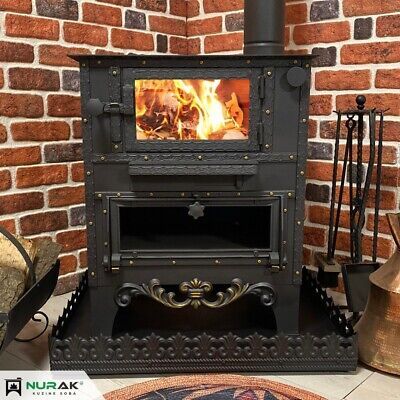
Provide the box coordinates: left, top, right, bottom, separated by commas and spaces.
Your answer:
5, 378, 22, 396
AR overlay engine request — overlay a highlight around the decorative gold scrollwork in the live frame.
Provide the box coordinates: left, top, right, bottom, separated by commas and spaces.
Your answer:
114, 278, 276, 309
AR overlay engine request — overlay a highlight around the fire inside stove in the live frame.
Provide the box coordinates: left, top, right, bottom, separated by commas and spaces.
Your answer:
135, 79, 250, 141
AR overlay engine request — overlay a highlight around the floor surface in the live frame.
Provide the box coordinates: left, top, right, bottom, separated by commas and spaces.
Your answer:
0, 293, 399, 400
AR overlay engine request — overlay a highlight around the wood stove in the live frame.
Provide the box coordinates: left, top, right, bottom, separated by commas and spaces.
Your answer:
49, 0, 357, 374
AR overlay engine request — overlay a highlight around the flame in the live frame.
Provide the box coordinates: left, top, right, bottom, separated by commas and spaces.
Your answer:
135, 79, 248, 141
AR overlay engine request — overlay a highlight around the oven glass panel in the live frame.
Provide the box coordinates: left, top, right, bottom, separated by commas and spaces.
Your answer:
134, 79, 250, 141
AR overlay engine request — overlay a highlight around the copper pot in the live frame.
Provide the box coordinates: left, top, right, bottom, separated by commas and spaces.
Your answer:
356, 213, 400, 374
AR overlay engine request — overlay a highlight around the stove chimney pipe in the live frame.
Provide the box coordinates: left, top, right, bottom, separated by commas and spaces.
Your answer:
243, 0, 286, 56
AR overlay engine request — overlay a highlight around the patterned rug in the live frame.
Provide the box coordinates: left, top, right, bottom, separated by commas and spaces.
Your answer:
104, 374, 325, 400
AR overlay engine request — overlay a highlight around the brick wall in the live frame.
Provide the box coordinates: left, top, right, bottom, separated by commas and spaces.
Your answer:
185, 0, 400, 270
0, 0, 399, 294
0, 0, 188, 293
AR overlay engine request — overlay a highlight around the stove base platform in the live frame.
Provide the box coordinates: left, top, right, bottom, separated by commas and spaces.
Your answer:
49, 269, 357, 374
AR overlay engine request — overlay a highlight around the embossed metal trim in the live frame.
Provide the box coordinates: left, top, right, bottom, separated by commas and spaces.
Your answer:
114, 278, 276, 309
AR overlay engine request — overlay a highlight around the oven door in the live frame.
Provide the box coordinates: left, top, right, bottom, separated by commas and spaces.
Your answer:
107, 196, 286, 269
122, 68, 261, 152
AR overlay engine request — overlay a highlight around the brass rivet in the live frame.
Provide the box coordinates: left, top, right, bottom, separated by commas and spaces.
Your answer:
86, 171, 91, 176
198, 155, 202, 160
129, 260, 134, 265
215, 259, 220, 264
283, 240, 287, 245
267, 71, 272, 76
97, 60, 101, 65
289, 155, 294, 160
244, 155, 249, 160
237, 192, 241, 196
297, 220, 302, 225
104, 242, 108, 246
282, 265, 286, 270
246, 59, 251, 64
100, 156, 105, 161
88, 221, 93, 226
114, 144, 119, 149
82, 63, 86, 67
83, 118, 88, 123
269, 191, 274, 196
306, 64, 310, 68
199, 60, 204, 64
142, 60, 146, 65
265, 144, 270, 149
144, 156, 149, 161
302, 118, 307, 123
295, 271, 300, 275
90, 271, 95, 277
257, 259, 262, 264
112, 70, 117, 76
172, 260, 176, 265
97, 193, 102, 198
300, 170, 305, 176
117, 192, 121, 197
283, 208, 287, 213
288, 192, 292, 197
103, 209, 107, 214
265, 109, 271, 115
206, 192, 210, 197
180, 192, 185, 197
149, 192, 154, 197
294, 60, 298, 64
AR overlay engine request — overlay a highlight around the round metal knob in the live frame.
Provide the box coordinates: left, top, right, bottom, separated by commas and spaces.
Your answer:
356, 95, 366, 110
287, 67, 307, 87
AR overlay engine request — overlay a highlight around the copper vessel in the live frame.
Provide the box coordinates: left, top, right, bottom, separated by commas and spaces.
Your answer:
356, 213, 400, 375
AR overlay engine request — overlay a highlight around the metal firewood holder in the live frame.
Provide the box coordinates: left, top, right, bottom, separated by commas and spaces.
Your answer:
317, 95, 385, 317
0, 226, 60, 354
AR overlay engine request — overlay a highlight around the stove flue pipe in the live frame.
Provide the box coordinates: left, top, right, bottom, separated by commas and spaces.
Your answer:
243, 0, 286, 56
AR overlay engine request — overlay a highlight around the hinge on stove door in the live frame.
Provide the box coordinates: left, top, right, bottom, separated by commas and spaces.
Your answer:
258, 74, 266, 100
257, 122, 264, 147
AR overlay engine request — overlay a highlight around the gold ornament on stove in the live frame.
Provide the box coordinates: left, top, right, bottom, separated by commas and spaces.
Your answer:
356, 213, 400, 375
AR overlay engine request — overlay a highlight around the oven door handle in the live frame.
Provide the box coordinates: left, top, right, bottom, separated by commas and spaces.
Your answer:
86, 98, 134, 116
128, 163, 258, 176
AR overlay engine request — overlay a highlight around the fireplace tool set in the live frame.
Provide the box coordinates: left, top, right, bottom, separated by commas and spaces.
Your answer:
49, 0, 357, 374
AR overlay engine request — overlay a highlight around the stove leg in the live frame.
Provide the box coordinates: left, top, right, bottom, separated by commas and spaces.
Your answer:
273, 285, 300, 333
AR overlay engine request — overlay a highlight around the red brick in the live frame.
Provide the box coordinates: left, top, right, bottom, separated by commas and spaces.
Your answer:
0, 146, 41, 167
377, 15, 400, 37
0, 41, 34, 63
362, 235, 394, 259
0, 219, 16, 234
11, 121, 70, 141
137, 0, 166, 12
170, 36, 188, 55
302, 246, 314, 266
286, 3, 307, 25
303, 225, 327, 247
71, 162, 84, 182
0, 69, 3, 88
0, 125, 6, 143
16, 165, 68, 188
0, 93, 43, 118
376, 69, 400, 89
0, 192, 43, 215
97, 0, 131, 5
343, 0, 400, 16
149, 16, 186, 36
56, 229, 87, 251
188, 38, 201, 55
341, 42, 400, 64
79, 250, 87, 268
47, 95, 81, 117
367, 213, 392, 235
204, 0, 243, 13
372, 166, 399, 187
48, 185, 85, 207
308, 205, 350, 230
6, 14, 59, 40
204, 32, 243, 53
187, 0, 200, 17
82, 3, 122, 26
338, 144, 397, 165
381, 121, 400, 141
309, 95, 332, 116
308, 119, 318, 138
187, 17, 222, 37
9, 68, 60, 91
111, 29, 154, 51
320, 120, 363, 139
306, 160, 343, 182
337, 93, 400, 116
293, 22, 350, 45
59, 254, 77, 275
20, 210, 68, 235
64, 22, 108, 47
95, 49, 124, 56
170, 0, 187, 16
0, 170, 11, 191
0, 0, 32, 13
72, 120, 82, 139
315, 70, 371, 91
39, 45, 91, 67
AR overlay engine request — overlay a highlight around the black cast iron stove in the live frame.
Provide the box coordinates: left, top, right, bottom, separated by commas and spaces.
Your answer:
50, 0, 357, 374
